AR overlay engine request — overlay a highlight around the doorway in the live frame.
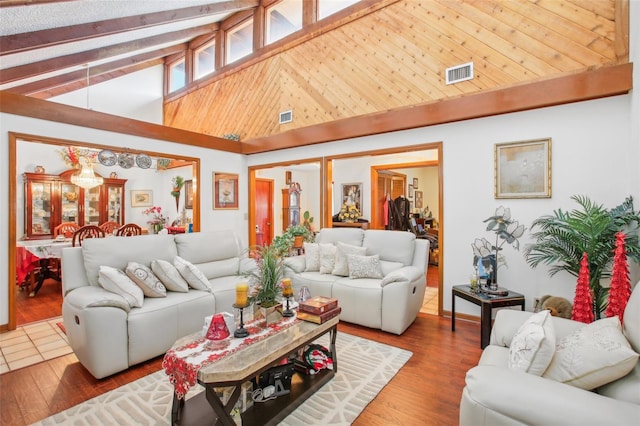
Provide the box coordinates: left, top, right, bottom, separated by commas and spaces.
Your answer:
255, 178, 274, 246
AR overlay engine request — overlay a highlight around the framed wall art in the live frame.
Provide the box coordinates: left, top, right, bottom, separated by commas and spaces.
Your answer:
413, 177, 418, 189
415, 190, 423, 209
495, 138, 551, 199
408, 184, 414, 198
213, 172, 239, 209
184, 180, 193, 210
130, 190, 152, 207
341, 182, 362, 212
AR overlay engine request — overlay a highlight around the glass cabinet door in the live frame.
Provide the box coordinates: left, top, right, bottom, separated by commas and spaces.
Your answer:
84, 186, 101, 225
107, 185, 123, 224
60, 182, 80, 224
29, 181, 54, 236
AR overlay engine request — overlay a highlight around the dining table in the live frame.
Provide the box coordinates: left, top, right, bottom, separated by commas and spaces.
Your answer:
16, 238, 72, 297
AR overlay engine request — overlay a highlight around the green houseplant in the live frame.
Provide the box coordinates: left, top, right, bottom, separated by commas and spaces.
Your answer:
524, 195, 640, 318
244, 244, 286, 308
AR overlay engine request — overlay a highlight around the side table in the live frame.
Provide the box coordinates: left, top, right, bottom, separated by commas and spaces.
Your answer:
451, 285, 525, 349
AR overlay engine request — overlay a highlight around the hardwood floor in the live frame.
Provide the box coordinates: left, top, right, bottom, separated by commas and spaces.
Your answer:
4, 279, 483, 426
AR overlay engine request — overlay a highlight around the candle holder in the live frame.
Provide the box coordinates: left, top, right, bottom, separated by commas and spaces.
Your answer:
232, 303, 249, 338
282, 296, 294, 317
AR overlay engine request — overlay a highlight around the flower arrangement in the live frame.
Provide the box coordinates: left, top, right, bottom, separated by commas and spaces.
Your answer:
471, 206, 525, 282
338, 203, 361, 222
244, 244, 287, 308
171, 176, 185, 197
57, 147, 97, 167
142, 206, 167, 228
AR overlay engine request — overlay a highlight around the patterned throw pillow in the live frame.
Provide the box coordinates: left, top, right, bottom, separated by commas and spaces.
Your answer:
347, 254, 383, 279
332, 242, 367, 277
304, 242, 320, 272
319, 243, 337, 274
543, 316, 639, 389
151, 259, 189, 292
508, 310, 556, 375
173, 256, 212, 291
98, 265, 144, 308
125, 262, 166, 298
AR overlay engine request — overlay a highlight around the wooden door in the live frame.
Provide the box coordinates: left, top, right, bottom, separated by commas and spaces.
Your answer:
255, 178, 274, 246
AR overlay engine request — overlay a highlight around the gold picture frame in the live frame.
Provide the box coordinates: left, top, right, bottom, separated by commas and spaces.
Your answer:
213, 172, 239, 209
495, 138, 552, 199
130, 190, 152, 207
184, 180, 193, 210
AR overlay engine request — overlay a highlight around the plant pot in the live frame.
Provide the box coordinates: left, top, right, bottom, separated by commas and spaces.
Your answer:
253, 302, 283, 327
293, 235, 303, 248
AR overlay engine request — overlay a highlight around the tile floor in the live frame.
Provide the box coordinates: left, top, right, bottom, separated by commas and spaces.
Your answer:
0, 316, 73, 375
421, 287, 438, 315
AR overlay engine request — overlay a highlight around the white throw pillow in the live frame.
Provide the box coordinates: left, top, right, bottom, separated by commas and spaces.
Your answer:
125, 262, 166, 298
508, 310, 556, 375
319, 243, 337, 274
543, 316, 639, 390
174, 256, 211, 291
98, 265, 144, 308
347, 254, 383, 279
304, 242, 320, 272
151, 259, 189, 292
332, 242, 367, 277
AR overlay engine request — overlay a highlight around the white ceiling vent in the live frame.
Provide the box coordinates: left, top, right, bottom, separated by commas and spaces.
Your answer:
279, 110, 293, 124
445, 62, 474, 85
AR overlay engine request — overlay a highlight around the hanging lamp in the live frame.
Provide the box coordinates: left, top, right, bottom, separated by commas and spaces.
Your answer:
71, 158, 103, 189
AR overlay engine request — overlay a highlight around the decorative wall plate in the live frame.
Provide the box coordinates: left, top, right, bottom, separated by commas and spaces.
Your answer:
98, 150, 117, 166
135, 153, 152, 169
118, 153, 134, 169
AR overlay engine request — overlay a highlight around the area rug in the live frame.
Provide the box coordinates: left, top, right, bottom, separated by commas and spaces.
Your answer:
32, 332, 412, 425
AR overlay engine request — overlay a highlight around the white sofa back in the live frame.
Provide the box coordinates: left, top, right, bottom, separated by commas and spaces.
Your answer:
175, 231, 243, 279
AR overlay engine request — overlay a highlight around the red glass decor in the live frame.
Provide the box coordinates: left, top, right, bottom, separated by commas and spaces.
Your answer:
606, 232, 632, 322
572, 252, 594, 324
206, 314, 230, 340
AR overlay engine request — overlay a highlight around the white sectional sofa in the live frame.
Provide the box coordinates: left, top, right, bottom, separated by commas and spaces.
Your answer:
460, 282, 640, 425
61, 230, 253, 379
284, 228, 429, 335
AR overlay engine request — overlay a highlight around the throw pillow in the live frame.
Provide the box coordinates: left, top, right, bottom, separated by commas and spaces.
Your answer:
332, 242, 367, 277
98, 265, 144, 308
347, 254, 383, 279
319, 243, 337, 274
125, 262, 166, 298
151, 259, 189, 292
174, 256, 211, 291
304, 242, 320, 272
543, 316, 639, 390
508, 310, 556, 375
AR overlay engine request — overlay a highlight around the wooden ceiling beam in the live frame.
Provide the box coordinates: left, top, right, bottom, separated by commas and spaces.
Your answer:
6, 44, 186, 97
0, 23, 218, 85
0, 0, 258, 55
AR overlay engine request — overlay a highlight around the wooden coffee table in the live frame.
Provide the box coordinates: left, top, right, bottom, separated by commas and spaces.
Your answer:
170, 316, 338, 426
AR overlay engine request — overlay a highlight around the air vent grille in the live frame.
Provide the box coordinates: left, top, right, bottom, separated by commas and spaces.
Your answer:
446, 62, 474, 85
279, 110, 293, 124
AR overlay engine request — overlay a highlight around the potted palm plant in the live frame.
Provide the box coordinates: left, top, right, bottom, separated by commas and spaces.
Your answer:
244, 244, 287, 325
524, 195, 640, 319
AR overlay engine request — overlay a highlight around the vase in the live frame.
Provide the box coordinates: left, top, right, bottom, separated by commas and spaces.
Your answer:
152, 223, 163, 234
253, 302, 283, 327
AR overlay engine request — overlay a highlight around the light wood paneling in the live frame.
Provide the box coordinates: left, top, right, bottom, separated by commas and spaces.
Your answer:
164, 0, 623, 142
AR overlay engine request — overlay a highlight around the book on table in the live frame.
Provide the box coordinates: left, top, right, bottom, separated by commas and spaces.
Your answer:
296, 306, 342, 324
298, 296, 338, 315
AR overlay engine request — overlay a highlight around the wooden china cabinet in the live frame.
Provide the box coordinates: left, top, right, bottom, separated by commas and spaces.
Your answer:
24, 169, 127, 239
281, 183, 301, 231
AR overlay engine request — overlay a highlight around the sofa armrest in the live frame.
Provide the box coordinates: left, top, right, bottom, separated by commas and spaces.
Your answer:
283, 255, 305, 274
64, 286, 130, 312
490, 310, 585, 347
463, 366, 640, 425
381, 266, 423, 287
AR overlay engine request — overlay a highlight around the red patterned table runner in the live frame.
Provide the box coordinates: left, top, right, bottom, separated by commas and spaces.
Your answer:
163, 316, 299, 399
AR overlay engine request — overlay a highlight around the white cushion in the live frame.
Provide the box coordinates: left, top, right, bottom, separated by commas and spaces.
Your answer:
319, 243, 337, 274
332, 242, 367, 277
347, 254, 383, 279
508, 310, 556, 375
303, 242, 320, 272
151, 259, 189, 292
174, 256, 212, 291
125, 262, 166, 298
543, 316, 639, 390
98, 265, 144, 308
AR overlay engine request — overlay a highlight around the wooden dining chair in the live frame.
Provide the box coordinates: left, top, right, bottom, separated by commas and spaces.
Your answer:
72, 225, 105, 247
99, 221, 120, 235
116, 223, 142, 237
54, 222, 80, 238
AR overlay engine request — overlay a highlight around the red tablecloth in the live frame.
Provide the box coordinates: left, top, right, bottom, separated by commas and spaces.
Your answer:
163, 317, 298, 399
16, 246, 40, 285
